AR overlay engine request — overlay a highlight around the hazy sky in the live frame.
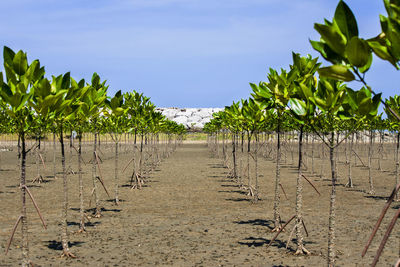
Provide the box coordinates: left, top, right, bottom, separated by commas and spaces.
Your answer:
1, 0, 399, 108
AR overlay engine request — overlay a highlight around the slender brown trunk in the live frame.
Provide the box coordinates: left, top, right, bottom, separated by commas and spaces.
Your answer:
311, 133, 315, 174
92, 132, 100, 216
20, 132, 29, 266
254, 133, 259, 202
247, 133, 251, 189
222, 131, 226, 164
378, 130, 383, 171
328, 132, 336, 267
69, 130, 73, 172
78, 132, 85, 231
53, 132, 57, 178
295, 125, 308, 254
60, 126, 71, 255
396, 132, 400, 200
139, 133, 143, 177
368, 130, 374, 194
346, 132, 354, 188
273, 120, 281, 230
115, 138, 119, 204
232, 133, 237, 178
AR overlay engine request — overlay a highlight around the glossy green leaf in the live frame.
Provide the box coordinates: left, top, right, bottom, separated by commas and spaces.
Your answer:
13, 50, 28, 76
358, 52, 373, 73
61, 72, 71, 89
289, 98, 307, 116
314, 23, 346, 55
318, 65, 355, 81
334, 1, 359, 40
368, 40, 398, 68
345, 37, 370, 67
3, 46, 15, 67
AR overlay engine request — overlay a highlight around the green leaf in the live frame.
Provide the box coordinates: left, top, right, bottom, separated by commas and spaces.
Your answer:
334, 1, 359, 40
3, 46, 15, 66
314, 23, 346, 55
318, 65, 355, 81
61, 72, 71, 89
345, 37, 370, 67
110, 97, 119, 110
387, 27, 400, 59
368, 40, 398, 68
289, 98, 307, 116
358, 52, 373, 73
13, 50, 28, 76
345, 87, 358, 110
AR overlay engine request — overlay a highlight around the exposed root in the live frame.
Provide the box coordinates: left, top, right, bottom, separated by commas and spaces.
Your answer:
31, 175, 44, 183
294, 246, 311, 255
271, 225, 284, 233
345, 181, 353, 188
66, 166, 76, 175
61, 250, 76, 258
77, 228, 86, 234
247, 186, 255, 197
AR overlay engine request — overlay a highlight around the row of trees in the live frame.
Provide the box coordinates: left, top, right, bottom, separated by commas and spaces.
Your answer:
0, 47, 185, 266
204, 1, 400, 266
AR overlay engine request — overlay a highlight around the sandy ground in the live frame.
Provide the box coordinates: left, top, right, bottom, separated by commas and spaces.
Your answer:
0, 140, 399, 266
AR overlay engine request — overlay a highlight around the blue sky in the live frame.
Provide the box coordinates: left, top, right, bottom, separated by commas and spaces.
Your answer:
1, 0, 399, 108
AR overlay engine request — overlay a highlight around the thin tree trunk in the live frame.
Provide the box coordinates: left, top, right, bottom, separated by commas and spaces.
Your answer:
78, 131, 85, 232
378, 130, 383, 171
346, 132, 354, 188
311, 133, 315, 174
92, 132, 101, 217
295, 125, 309, 254
273, 120, 282, 231
254, 133, 259, 202
20, 132, 29, 266
247, 133, 251, 190
368, 130, 375, 194
140, 134, 144, 178
232, 133, 237, 178
396, 132, 400, 200
222, 131, 226, 165
60, 126, 72, 256
327, 132, 336, 267
115, 138, 119, 205
53, 132, 57, 179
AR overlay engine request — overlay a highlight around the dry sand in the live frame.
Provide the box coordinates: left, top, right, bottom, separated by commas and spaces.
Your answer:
0, 141, 399, 266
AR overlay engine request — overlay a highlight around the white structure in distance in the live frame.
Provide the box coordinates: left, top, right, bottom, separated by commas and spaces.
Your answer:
156, 107, 223, 130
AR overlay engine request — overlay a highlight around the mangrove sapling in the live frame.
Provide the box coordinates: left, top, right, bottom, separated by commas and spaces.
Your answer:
241, 98, 265, 200
312, 82, 379, 266
1, 47, 49, 265
285, 52, 321, 254
385, 96, 400, 200
251, 66, 294, 231
86, 73, 108, 217
50, 72, 83, 258
105, 90, 126, 205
